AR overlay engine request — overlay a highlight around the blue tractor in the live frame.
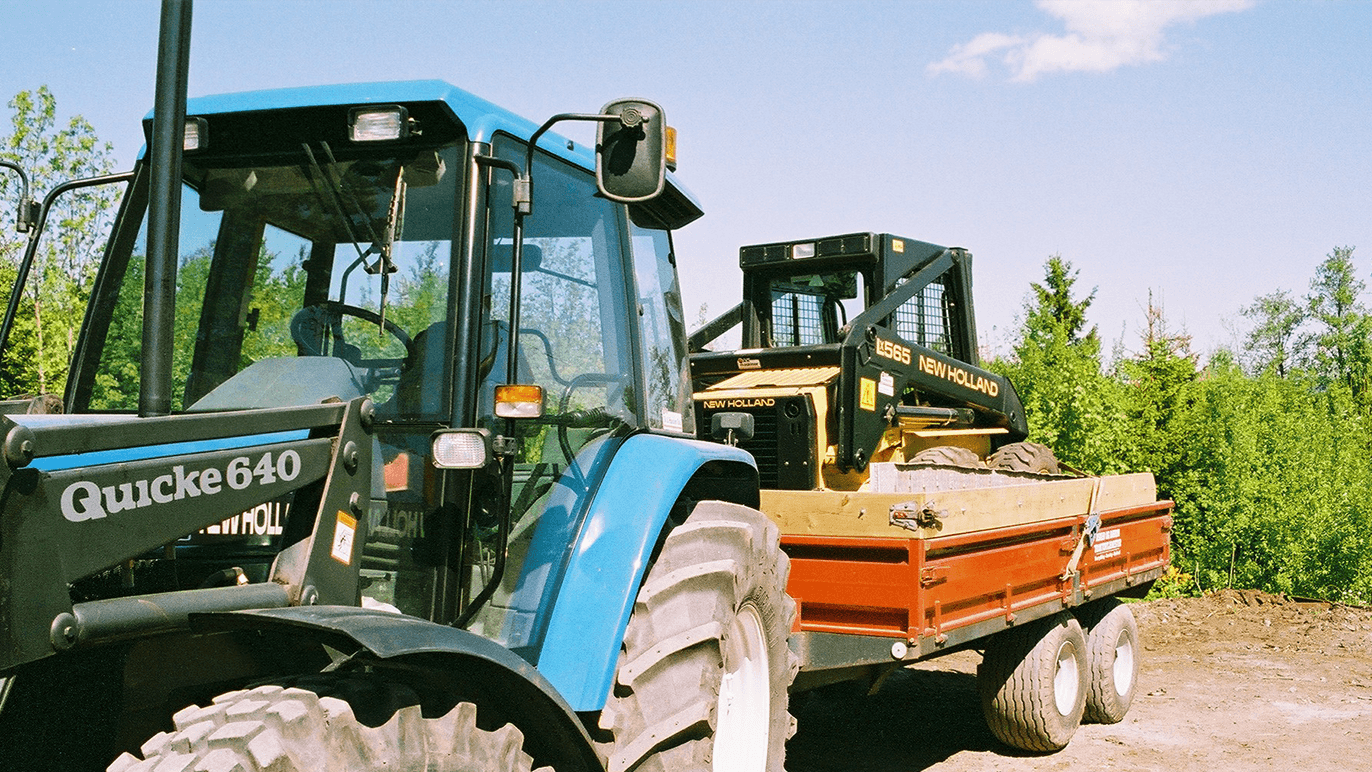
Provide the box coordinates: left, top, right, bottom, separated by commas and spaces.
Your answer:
0, 79, 795, 771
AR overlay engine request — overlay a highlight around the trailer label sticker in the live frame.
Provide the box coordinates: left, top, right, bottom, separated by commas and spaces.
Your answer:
331, 511, 358, 565
860, 378, 877, 411
59, 449, 303, 523
918, 354, 1001, 397
1092, 528, 1122, 559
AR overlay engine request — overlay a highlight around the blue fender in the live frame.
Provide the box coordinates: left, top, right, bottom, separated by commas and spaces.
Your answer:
532, 433, 756, 711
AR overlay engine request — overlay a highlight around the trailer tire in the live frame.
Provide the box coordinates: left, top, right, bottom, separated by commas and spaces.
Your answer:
977, 612, 1087, 752
910, 446, 986, 468
987, 441, 1060, 475
1076, 598, 1139, 724
598, 501, 797, 772
107, 682, 551, 772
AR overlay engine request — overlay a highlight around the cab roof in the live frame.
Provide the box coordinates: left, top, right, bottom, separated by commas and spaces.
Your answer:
142, 79, 702, 218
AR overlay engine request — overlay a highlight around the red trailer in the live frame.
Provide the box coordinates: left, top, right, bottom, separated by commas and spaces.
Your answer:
767, 471, 1172, 750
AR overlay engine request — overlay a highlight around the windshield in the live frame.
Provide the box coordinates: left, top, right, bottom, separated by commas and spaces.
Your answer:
767, 269, 867, 346
80, 141, 461, 419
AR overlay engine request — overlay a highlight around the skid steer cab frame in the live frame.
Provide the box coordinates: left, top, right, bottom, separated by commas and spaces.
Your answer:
0, 81, 761, 770
690, 232, 1030, 489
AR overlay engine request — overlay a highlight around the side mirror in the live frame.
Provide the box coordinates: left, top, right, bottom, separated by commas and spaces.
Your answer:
596, 99, 667, 203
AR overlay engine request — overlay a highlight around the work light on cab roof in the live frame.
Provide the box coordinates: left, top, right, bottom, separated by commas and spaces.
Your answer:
349, 105, 411, 142
182, 117, 207, 151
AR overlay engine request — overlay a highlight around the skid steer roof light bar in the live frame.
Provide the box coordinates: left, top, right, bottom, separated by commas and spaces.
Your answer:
349, 105, 410, 142
432, 429, 492, 469
740, 233, 875, 267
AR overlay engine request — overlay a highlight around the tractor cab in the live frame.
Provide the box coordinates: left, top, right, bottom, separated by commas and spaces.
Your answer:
54, 82, 701, 647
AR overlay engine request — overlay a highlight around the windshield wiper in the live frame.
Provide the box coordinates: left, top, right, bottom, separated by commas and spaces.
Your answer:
300, 141, 381, 259
367, 165, 405, 329
300, 141, 405, 334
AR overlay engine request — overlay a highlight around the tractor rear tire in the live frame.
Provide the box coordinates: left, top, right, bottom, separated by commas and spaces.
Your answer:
910, 446, 986, 468
1076, 598, 1140, 724
598, 501, 797, 772
987, 441, 1060, 475
977, 612, 1088, 752
107, 683, 551, 772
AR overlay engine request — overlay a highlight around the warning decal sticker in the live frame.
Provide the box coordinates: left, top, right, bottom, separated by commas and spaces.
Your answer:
331, 511, 358, 565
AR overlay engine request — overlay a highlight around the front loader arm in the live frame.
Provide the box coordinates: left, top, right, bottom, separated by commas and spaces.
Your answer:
0, 397, 375, 672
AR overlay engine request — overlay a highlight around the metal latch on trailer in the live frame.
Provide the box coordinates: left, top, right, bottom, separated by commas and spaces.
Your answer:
890, 499, 945, 532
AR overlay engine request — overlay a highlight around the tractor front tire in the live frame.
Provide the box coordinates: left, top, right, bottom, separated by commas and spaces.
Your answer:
1076, 598, 1140, 724
987, 441, 1060, 475
108, 684, 550, 772
978, 612, 1088, 752
598, 501, 797, 772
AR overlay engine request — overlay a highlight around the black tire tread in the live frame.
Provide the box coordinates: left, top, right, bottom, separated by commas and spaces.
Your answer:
909, 446, 986, 468
107, 684, 551, 772
987, 442, 1060, 474
977, 612, 1087, 752
598, 501, 797, 772
1077, 598, 1139, 724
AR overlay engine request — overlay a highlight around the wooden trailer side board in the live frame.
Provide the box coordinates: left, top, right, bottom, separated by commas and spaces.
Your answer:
760, 472, 1157, 541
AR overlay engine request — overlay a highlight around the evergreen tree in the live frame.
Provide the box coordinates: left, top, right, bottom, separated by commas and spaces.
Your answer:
1305, 246, 1370, 396
992, 255, 1125, 473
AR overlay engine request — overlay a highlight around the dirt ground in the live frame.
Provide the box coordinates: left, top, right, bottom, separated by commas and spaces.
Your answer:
786, 590, 1372, 771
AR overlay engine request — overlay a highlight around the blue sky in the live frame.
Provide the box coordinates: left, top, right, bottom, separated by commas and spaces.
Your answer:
3, 0, 1369, 359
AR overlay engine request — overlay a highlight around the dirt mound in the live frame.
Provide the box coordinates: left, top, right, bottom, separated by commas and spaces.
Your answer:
1136, 589, 1372, 657
789, 591, 1372, 771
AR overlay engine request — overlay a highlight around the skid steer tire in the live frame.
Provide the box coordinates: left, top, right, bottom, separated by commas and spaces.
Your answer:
910, 445, 986, 468
1076, 598, 1139, 724
977, 612, 1087, 752
598, 501, 798, 772
107, 683, 551, 772
987, 441, 1060, 475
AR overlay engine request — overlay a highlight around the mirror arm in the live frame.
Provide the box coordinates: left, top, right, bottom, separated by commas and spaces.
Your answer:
521, 112, 629, 216
0, 170, 135, 359
0, 160, 38, 233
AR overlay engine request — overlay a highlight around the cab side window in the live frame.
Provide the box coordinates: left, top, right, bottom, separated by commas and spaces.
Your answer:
483, 137, 634, 441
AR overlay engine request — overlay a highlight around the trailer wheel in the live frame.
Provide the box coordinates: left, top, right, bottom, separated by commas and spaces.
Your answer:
910, 445, 986, 468
107, 683, 551, 772
987, 441, 1060, 475
598, 501, 797, 772
977, 612, 1087, 752
1076, 598, 1139, 724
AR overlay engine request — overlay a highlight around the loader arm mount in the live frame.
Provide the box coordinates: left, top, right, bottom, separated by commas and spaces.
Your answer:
0, 397, 375, 672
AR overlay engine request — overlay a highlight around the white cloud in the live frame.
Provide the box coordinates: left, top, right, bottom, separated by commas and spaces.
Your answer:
927, 0, 1254, 82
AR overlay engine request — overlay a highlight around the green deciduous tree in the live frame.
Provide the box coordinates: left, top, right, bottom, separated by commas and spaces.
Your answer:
999, 244, 1372, 604
1240, 289, 1304, 377
0, 86, 119, 399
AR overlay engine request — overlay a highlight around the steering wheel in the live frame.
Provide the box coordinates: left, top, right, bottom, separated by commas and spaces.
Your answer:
290, 301, 414, 373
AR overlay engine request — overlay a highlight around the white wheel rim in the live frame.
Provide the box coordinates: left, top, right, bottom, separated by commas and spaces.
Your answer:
1053, 640, 1080, 716
1113, 632, 1135, 697
714, 602, 770, 772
